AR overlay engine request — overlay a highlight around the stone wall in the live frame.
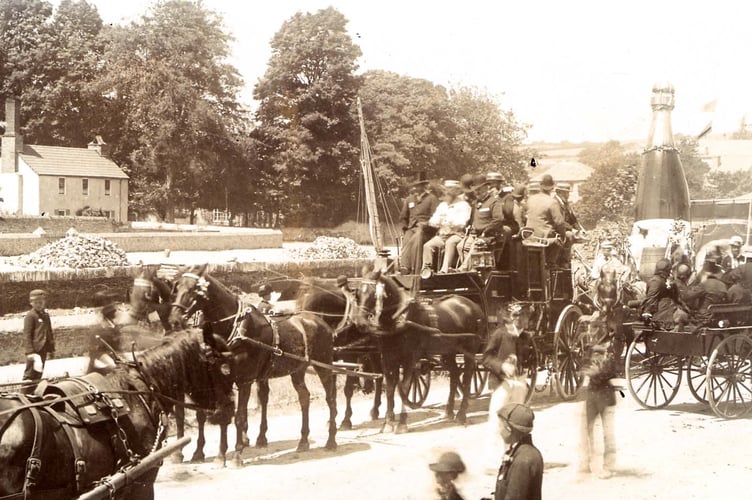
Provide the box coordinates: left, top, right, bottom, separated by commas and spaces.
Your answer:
0, 215, 119, 235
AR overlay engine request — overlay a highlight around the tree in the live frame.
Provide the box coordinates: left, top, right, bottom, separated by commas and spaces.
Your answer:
577, 140, 626, 168
94, 0, 244, 221
446, 86, 530, 184
676, 134, 710, 199
574, 152, 639, 228
705, 169, 752, 199
254, 7, 362, 226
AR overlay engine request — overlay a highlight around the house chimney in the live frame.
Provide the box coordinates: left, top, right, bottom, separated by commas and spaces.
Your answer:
87, 135, 110, 158
1, 97, 23, 173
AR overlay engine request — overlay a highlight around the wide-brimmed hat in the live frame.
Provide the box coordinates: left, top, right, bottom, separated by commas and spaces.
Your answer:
540, 174, 555, 188
336, 275, 349, 288
729, 235, 743, 247
497, 403, 534, 434
460, 174, 475, 189
512, 184, 527, 199
428, 451, 466, 473
29, 289, 47, 300
555, 182, 571, 192
443, 179, 461, 189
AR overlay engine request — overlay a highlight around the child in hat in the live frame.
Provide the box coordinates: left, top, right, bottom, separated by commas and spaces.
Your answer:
22, 289, 54, 392
429, 450, 466, 500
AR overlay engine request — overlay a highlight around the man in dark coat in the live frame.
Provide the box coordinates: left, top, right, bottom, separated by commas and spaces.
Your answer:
22, 289, 54, 392
525, 174, 567, 266
459, 173, 505, 270
640, 259, 681, 327
491, 403, 543, 500
398, 178, 439, 274
86, 291, 122, 375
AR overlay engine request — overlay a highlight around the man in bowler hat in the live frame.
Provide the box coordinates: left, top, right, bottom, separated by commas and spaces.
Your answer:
399, 173, 439, 274
22, 289, 54, 392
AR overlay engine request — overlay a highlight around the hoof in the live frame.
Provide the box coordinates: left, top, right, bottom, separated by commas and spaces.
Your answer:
444, 411, 455, 421
455, 412, 467, 424
170, 452, 184, 464
296, 441, 310, 452
190, 452, 205, 463
232, 454, 243, 468
325, 440, 338, 451
370, 409, 380, 420
255, 437, 268, 448
242, 436, 251, 447
213, 456, 226, 468
339, 420, 353, 431
395, 424, 408, 434
381, 422, 395, 433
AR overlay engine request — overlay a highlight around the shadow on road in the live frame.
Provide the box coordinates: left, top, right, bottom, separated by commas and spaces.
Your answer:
244, 442, 371, 466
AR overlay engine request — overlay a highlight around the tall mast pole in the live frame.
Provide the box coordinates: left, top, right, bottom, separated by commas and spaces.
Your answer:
357, 98, 384, 253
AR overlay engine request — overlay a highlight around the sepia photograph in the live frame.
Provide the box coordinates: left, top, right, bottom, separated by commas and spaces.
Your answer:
0, 0, 750, 498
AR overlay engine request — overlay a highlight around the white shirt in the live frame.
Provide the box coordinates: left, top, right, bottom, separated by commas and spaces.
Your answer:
429, 198, 471, 235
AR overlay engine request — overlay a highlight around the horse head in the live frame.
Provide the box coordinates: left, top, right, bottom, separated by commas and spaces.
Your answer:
595, 269, 619, 316
355, 270, 400, 331
169, 264, 209, 329
129, 266, 160, 321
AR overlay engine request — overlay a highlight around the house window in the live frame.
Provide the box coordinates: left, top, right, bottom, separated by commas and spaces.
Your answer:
212, 209, 229, 224
105, 179, 111, 196
54, 209, 70, 216
82, 178, 89, 196
58, 178, 65, 195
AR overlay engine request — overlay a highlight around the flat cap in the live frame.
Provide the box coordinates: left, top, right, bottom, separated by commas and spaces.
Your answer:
29, 289, 47, 300
497, 403, 534, 434
428, 451, 466, 473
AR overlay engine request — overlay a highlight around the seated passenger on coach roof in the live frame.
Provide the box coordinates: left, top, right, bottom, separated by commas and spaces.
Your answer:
422, 180, 472, 274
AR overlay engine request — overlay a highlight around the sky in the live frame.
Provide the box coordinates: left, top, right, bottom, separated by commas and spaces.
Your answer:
72, 0, 752, 144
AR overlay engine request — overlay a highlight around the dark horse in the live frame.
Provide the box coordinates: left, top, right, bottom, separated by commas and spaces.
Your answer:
354, 271, 484, 432
594, 268, 644, 370
128, 266, 175, 332
126, 267, 215, 465
0, 328, 233, 499
296, 278, 383, 429
169, 267, 338, 466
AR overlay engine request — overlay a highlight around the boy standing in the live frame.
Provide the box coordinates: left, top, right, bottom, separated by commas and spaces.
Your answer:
22, 289, 54, 392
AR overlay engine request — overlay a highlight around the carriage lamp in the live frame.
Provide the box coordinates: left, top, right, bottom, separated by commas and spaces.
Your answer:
718, 319, 729, 328
468, 238, 495, 270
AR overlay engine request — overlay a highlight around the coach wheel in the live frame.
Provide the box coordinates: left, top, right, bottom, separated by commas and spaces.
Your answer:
625, 336, 683, 409
521, 340, 539, 404
553, 305, 584, 400
686, 356, 709, 404
465, 364, 489, 398
707, 334, 752, 419
403, 359, 431, 409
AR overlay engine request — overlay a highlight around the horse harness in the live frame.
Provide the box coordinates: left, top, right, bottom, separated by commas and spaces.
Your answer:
0, 373, 168, 499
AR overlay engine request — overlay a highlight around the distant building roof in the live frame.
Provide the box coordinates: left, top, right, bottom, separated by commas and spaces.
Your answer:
698, 139, 752, 172
530, 161, 593, 183
19, 144, 129, 179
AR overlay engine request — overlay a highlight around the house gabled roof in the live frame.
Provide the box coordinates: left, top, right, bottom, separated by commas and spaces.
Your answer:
19, 144, 129, 179
530, 161, 593, 183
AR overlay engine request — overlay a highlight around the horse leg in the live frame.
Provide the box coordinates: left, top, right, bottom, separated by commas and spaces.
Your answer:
232, 382, 251, 467
456, 353, 474, 424
217, 422, 228, 468
444, 354, 458, 420
171, 405, 185, 463
191, 409, 207, 463
395, 361, 410, 435
340, 375, 355, 430
315, 366, 338, 450
254, 381, 269, 448
371, 374, 383, 421
290, 370, 311, 452
381, 358, 397, 433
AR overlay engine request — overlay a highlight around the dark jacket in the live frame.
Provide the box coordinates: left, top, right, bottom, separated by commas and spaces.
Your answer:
728, 283, 752, 304
471, 193, 503, 236
499, 194, 521, 235
399, 191, 439, 231
494, 435, 543, 500
684, 275, 728, 312
482, 325, 533, 390
554, 194, 578, 230
641, 273, 678, 324
24, 308, 54, 355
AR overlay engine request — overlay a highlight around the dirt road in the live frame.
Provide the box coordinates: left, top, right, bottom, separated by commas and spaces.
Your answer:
153, 374, 750, 500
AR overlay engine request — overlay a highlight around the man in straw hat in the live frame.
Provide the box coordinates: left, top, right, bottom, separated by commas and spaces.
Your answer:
399, 172, 439, 274
429, 450, 467, 500
488, 403, 543, 500
22, 289, 55, 392
423, 179, 472, 273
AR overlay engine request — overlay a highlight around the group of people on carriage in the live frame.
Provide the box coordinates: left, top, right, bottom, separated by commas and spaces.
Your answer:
640, 237, 752, 331
398, 171, 583, 276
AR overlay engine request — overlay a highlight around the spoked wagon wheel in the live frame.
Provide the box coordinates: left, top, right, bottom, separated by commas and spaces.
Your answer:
706, 334, 752, 419
520, 339, 539, 404
553, 305, 584, 400
625, 336, 683, 409
402, 359, 431, 409
459, 363, 488, 398
686, 356, 709, 404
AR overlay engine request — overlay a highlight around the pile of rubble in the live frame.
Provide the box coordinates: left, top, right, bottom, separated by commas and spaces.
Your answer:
17, 229, 129, 269
289, 236, 375, 260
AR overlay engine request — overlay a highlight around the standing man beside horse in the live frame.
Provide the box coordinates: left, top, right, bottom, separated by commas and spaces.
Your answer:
22, 289, 54, 393
399, 175, 439, 274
